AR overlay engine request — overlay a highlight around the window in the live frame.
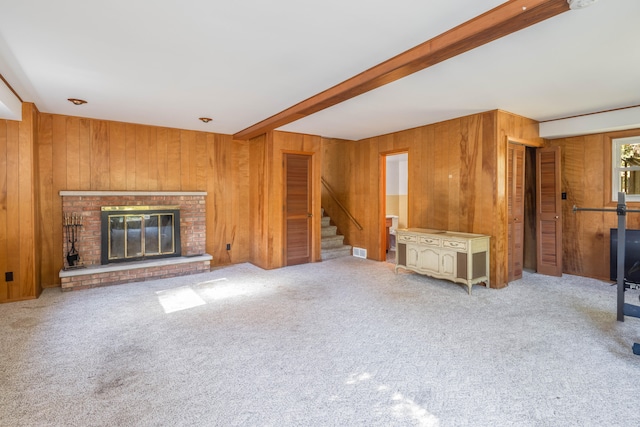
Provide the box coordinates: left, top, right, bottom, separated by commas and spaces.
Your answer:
612, 136, 640, 202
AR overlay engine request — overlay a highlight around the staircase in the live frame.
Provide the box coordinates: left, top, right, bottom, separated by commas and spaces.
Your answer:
321, 209, 352, 260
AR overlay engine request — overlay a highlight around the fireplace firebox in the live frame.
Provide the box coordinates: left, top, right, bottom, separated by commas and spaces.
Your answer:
101, 205, 181, 264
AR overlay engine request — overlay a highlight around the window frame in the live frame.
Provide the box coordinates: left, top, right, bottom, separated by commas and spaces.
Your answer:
611, 135, 640, 202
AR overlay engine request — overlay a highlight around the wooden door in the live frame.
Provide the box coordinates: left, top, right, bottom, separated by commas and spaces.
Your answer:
536, 146, 563, 276
508, 143, 525, 281
284, 153, 312, 266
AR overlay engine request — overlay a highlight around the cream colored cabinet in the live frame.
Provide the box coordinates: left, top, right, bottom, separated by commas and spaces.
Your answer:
409, 246, 455, 277
395, 228, 490, 294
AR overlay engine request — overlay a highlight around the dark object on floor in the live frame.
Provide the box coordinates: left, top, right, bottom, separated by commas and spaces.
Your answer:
633, 343, 640, 355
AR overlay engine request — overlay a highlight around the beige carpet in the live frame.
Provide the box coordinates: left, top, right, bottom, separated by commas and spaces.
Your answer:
1, 256, 639, 426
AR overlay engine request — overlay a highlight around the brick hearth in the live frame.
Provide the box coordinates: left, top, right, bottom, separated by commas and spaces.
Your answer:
59, 191, 211, 291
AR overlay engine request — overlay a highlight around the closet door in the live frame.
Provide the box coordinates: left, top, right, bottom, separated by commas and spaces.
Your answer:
536, 146, 562, 276
284, 153, 312, 266
508, 143, 525, 281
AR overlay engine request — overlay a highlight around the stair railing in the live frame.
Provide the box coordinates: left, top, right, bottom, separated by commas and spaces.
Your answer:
321, 177, 363, 231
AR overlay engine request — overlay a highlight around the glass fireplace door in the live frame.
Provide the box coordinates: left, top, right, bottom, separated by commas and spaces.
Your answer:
102, 207, 180, 264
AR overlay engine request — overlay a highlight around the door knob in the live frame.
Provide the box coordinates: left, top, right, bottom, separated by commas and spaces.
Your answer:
308, 213, 313, 218
555, 216, 559, 219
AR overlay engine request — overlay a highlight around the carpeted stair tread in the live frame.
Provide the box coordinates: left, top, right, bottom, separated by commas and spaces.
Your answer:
321, 225, 338, 237
321, 245, 352, 260
321, 235, 346, 249
320, 209, 351, 260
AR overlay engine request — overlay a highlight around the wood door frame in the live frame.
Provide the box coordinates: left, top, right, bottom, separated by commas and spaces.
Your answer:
282, 150, 315, 266
506, 136, 543, 282
379, 149, 409, 262
507, 136, 544, 148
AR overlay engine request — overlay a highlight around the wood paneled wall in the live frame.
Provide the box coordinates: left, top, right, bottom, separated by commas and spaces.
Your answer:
322, 110, 542, 288
36, 113, 250, 288
9, 101, 624, 293
0, 103, 40, 302
249, 133, 269, 267
1, 103, 549, 297
249, 131, 322, 269
547, 128, 640, 280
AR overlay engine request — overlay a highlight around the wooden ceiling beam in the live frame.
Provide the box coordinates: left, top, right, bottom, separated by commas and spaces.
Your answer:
233, 0, 570, 140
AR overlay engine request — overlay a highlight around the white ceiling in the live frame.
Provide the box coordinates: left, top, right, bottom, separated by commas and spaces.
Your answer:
0, 0, 638, 141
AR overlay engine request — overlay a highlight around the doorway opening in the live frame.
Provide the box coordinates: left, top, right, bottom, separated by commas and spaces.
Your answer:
524, 146, 537, 273
508, 142, 538, 281
382, 152, 408, 263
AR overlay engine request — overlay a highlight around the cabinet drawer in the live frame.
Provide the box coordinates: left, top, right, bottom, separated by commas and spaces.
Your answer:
398, 234, 418, 243
442, 239, 467, 251
419, 236, 440, 246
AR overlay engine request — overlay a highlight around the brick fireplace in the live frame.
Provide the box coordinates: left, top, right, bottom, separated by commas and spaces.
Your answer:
59, 191, 212, 291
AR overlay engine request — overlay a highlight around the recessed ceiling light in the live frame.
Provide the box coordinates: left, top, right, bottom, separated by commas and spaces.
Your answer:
199, 117, 212, 123
67, 98, 87, 105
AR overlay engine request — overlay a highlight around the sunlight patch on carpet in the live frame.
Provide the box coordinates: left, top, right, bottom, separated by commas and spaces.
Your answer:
195, 278, 245, 300
345, 372, 372, 384
156, 286, 206, 314
345, 371, 440, 427
156, 277, 278, 313
391, 392, 440, 427
195, 278, 272, 301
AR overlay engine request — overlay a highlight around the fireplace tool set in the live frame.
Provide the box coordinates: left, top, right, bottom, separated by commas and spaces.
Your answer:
64, 212, 83, 269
